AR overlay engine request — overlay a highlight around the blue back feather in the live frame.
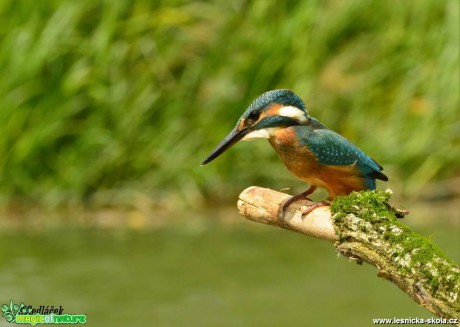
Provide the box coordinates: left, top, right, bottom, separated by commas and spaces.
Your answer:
295, 118, 387, 186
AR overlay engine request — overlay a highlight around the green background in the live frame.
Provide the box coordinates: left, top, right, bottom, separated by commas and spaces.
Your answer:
0, 1, 458, 326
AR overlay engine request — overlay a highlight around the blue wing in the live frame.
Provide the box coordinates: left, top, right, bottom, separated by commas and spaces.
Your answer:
295, 118, 388, 187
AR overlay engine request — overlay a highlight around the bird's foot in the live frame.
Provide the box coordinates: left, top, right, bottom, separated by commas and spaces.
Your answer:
301, 201, 330, 218
281, 186, 317, 216
282, 193, 313, 215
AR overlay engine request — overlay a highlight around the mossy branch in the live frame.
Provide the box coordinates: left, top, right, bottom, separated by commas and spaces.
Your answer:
237, 187, 460, 321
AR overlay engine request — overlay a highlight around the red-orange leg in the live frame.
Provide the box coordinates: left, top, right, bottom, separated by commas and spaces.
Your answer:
282, 185, 317, 214
302, 201, 330, 217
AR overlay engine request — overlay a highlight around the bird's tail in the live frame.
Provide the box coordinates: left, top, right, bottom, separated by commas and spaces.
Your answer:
364, 178, 377, 190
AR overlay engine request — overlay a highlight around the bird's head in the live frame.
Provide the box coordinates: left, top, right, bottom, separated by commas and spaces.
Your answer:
202, 89, 309, 165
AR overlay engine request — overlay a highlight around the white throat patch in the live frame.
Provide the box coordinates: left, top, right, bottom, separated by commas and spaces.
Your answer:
242, 128, 278, 141
278, 106, 308, 122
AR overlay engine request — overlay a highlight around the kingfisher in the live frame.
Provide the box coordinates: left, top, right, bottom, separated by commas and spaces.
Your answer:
201, 89, 388, 215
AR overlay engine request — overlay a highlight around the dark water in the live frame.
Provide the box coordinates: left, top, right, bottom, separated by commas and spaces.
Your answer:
0, 222, 458, 327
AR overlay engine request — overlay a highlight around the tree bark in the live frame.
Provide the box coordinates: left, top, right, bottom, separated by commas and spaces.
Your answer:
237, 186, 460, 323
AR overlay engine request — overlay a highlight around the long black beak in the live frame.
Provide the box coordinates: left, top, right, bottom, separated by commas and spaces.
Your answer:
201, 126, 249, 165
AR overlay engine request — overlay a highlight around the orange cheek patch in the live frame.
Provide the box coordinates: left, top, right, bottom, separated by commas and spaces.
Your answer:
259, 103, 283, 120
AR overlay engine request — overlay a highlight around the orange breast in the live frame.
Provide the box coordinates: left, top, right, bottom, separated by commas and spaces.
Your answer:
268, 127, 367, 199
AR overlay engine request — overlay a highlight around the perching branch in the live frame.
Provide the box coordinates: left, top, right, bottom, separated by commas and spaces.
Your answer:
237, 186, 460, 322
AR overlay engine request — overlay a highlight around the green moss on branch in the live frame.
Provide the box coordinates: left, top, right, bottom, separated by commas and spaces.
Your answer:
331, 190, 460, 318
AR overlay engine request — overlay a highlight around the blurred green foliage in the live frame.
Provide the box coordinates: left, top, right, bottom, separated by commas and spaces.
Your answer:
0, 0, 458, 208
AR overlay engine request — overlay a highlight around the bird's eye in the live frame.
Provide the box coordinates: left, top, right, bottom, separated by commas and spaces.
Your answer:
247, 110, 260, 123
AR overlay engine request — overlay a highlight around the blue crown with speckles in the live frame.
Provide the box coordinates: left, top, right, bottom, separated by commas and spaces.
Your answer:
244, 89, 308, 117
